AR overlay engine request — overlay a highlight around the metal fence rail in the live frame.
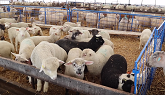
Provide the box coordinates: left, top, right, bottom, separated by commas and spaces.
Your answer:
133, 21, 165, 95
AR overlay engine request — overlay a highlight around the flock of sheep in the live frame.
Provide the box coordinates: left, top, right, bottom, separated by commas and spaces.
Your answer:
0, 3, 164, 94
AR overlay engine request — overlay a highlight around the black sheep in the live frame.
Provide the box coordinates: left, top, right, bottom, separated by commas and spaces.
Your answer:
0, 24, 5, 30
101, 54, 135, 93
88, 29, 100, 36
56, 35, 104, 53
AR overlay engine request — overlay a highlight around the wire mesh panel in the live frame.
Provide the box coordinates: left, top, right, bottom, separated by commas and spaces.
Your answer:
133, 21, 165, 95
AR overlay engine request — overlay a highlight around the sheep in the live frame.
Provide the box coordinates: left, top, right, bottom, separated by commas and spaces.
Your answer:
147, 51, 165, 74
63, 22, 81, 27
0, 24, 5, 40
31, 23, 43, 36
118, 17, 129, 31
39, 13, 64, 25
86, 13, 104, 27
23, 7, 34, 17
139, 29, 152, 49
135, 16, 151, 31
15, 27, 30, 52
127, 18, 139, 32
29, 17, 45, 24
62, 22, 81, 34
65, 48, 93, 79
151, 18, 164, 29
56, 35, 104, 53
31, 41, 67, 92
97, 15, 119, 30
67, 27, 83, 35
81, 45, 114, 76
8, 27, 20, 45
70, 30, 91, 41
0, 8, 17, 18
0, 18, 17, 24
49, 26, 63, 36
88, 29, 110, 40
11, 38, 35, 62
5, 22, 29, 29
0, 41, 15, 59
101, 54, 136, 93
30, 32, 60, 46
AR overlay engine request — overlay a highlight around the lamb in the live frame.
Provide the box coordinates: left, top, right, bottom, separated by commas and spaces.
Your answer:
0, 24, 5, 40
65, 48, 93, 79
11, 38, 35, 62
0, 18, 17, 24
0, 41, 15, 59
30, 32, 60, 46
81, 45, 114, 76
49, 26, 63, 36
86, 13, 104, 27
23, 7, 34, 17
101, 54, 136, 93
127, 18, 139, 32
118, 17, 129, 31
147, 51, 165, 74
97, 16, 119, 30
8, 27, 20, 45
29, 17, 45, 24
31, 23, 43, 36
139, 29, 152, 49
15, 27, 30, 52
31, 41, 67, 92
88, 29, 110, 40
5, 22, 29, 28
135, 16, 151, 31
55, 35, 104, 53
70, 30, 91, 41
0, 8, 17, 18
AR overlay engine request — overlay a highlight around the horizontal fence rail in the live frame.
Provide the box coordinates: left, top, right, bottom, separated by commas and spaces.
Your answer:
0, 57, 134, 95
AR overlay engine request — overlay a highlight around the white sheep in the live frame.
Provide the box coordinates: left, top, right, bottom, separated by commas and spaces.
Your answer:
31, 41, 67, 92
23, 7, 34, 17
29, 17, 45, 24
5, 22, 29, 28
70, 30, 91, 41
11, 38, 35, 62
0, 18, 17, 24
15, 27, 30, 52
30, 32, 60, 46
31, 23, 43, 36
8, 27, 20, 45
49, 26, 63, 36
135, 16, 151, 31
86, 13, 104, 27
65, 48, 93, 79
119, 17, 129, 31
151, 18, 164, 29
0, 41, 15, 59
81, 45, 114, 76
139, 29, 152, 49
127, 18, 139, 32
0, 8, 17, 18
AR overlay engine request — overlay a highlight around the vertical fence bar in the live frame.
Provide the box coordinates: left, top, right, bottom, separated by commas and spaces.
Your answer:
44, 7, 47, 24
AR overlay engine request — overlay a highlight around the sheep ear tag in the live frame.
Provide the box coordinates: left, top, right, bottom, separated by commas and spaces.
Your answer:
39, 64, 45, 72
122, 78, 127, 83
157, 57, 161, 61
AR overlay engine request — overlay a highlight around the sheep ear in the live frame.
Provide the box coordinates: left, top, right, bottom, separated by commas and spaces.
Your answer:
64, 61, 72, 66
59, 60, 65, 65
11, 52, 20, 57
85, 60, 93, 65
26, 27, 29, 30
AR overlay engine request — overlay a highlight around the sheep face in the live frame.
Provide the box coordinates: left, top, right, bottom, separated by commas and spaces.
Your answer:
147, 51, 165, 69
11, 52, 29, 62
88, 29, 99, 36
71, 30, 82, 40
39, 57, 64, 80
62, 24, 70, 32
26, 27, 35, 34
0, 24, 5, 30
4, 22, 11, 28
81, 49, 95, 61
76, 22, 81, 27
18, 27, 27, 37
118, 74, 135, 93
89, 35, 104, 49
65, 58, 93, 76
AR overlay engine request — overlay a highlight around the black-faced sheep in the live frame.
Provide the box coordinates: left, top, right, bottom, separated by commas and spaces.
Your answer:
101, 54, 135, 93
55, 35, 104, 53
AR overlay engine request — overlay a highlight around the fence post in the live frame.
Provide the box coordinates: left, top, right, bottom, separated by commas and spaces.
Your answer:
77, 11, 79, 22
132, 68, 139, 94
44, 7, 47, 24
69, 8, 72, 22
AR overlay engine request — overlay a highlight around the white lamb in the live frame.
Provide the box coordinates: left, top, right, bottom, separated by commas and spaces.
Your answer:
11, 38, 35, 62
30, 32, 60, 46
139, 29, 152, 49
0, 18, 17, 24
31, 41, 67, 92
81, 45, 114, 76
49, 26, 63, 36
31, 23, 43, 36
5, 22, 29, 28
0, 41, 15, 59
8, 27, 20, 45
65, 48, 93, 79
15, 27, 30, 52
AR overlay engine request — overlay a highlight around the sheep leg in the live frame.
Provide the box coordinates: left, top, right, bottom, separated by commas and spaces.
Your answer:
43, 81, 49, 92
15, 37, 18, 52
65, 88, 69, 95
36, 79, 42, 92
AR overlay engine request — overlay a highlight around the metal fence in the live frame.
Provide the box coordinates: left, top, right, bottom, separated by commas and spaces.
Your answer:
1, 5, 165, 95
133, 21, 165, 95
